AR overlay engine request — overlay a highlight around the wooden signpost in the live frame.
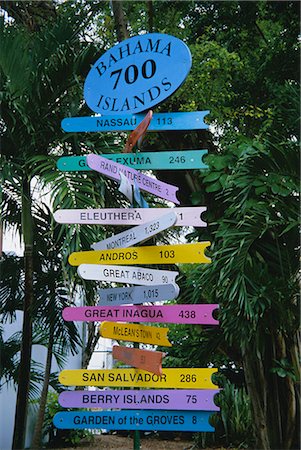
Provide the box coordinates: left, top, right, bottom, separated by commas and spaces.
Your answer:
62, 304, 219, 325
57, 150, 208, 171
59, 367, 217, 389
58, 389, 220, 411
69, 242, 211, 266
53, 206, 207, 227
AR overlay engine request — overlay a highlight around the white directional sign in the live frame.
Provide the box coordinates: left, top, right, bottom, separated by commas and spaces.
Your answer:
53, 207, 207, 227
87, 154, 180, 204
92, 211, 176, 250
78, 264, 179, 286
98, 284, 179, 306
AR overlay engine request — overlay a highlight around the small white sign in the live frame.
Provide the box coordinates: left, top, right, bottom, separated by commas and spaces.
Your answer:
53, 206, 207, 227
78, 264, 179, 286
118, 172, 133, 203
98, 284, 179, 306
91, 211, 176, 250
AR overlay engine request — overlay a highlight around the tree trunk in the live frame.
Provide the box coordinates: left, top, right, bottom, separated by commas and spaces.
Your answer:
82, 322, 99, 369
283, 371, 296, 449
0, 1, 56, 31
147, 0, 154, 32
31, 330, 54, 449
242, 346, 271, 450
268, 334, 283, 448
276, 333, 297, 449
111, 0, 129, 42
12, 177, 34, 450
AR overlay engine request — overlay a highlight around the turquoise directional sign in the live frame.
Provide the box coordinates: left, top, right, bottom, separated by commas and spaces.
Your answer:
57, 150, 208, 172
61, 111, 209, 133
83, 33, 191, 114
54, 410, 215, 432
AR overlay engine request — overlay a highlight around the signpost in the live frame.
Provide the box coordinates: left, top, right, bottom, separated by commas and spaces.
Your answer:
99, 321, 171, 346
62, 304, 219, 325
112, 346, 164, 375
57, 150, 208, 171
86, 153, 180, 204
53, 30, 219, 442
69, 242, 211, 266
98, 284, 179, 306
58, 389, 220, 411
91, 211, 177, 250
53, 410, 215, 432
77, 264, 179, 285
61, 111, 209, 132
53, 206, 207, 227
58, 367, 218, 389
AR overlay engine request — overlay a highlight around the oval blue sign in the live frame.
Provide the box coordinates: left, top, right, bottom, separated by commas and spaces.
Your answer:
84, 33, 192, 115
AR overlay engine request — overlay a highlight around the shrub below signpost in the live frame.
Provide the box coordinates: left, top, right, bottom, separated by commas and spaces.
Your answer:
43, 392, 94, 448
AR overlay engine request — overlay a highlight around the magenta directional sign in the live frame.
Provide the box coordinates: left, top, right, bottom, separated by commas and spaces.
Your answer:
87, 154, 179, 204
98, 284, 179, 306
53, 207, 207, 227
83, 33, 191, 114
54, 410, 215, 432
62, 304, 219, 325
59, 389, 219, 411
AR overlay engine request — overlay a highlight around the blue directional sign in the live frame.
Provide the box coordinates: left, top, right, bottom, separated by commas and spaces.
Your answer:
54, 410, 215, 432
61, 111, 209, 133
84, 33, 191, 114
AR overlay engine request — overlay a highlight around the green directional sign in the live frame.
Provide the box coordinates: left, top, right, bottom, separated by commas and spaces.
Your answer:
57, 150, 208, 172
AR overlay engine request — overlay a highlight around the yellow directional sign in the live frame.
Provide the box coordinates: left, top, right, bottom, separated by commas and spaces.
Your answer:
99, 321, 172, 346
59, 368, 218, 389
69, 242, 211, 266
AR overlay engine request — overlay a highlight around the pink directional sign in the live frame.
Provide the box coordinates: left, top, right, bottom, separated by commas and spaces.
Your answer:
87, 154, 179, 204
62, 304, 219, 325
59, 389, 219, 411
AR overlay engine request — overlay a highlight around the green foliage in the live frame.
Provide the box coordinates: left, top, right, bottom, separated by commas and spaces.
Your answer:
122, 1, 299, 144
43, 391, 93, 447
0, 326, 21, 387
193, 377, 254, 448
43, 391, 61, 438
218, 379, 253, 448
193, 379, 254, 448
194, 134, 299, 351
271, 358, 297, 381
